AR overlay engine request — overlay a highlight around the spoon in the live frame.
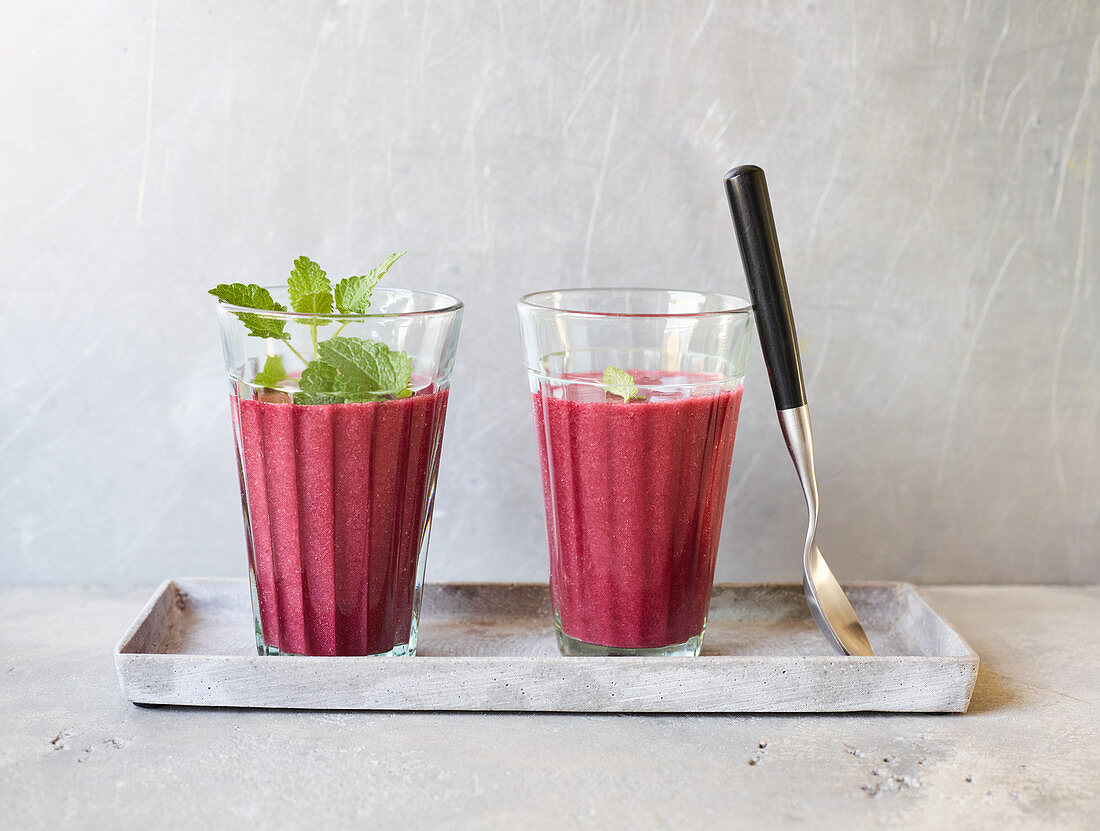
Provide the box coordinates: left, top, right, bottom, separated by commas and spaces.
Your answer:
724, 164, 874, 656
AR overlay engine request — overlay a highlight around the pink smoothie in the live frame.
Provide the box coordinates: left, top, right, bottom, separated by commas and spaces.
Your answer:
532, 373, 742, 650
231, 387, 449, 656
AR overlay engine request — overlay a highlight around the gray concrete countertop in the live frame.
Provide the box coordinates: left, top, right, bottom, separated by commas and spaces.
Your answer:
1, 585, 1097, 830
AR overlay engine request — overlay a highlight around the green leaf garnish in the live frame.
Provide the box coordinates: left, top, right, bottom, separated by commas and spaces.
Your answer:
208, 283, 290, 341
253, 355, 287, 388
603, 365, 642, 402
334, 251, 405, 314
211, 256, 416, 406
299, 360, 338, 394
294, 391, 346, 405
292, 338, 415, 404
318, 337, 414, 398
288, 256, 334, 317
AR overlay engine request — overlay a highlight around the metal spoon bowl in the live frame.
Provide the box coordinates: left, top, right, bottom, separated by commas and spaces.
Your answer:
779, 407, 873, 655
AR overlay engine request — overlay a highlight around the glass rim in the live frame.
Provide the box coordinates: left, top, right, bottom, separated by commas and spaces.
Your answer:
517, 287, 752, 319
214, 286, 463, 321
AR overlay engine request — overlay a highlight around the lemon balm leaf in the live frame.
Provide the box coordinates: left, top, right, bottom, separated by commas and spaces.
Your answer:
209, 283, 283, 310
296, 338, 414, 405
603, 365, 641, 402
334, 251, 405, 314
253, 356, 287, 388
318, 337, 414, 397
334, 274, 380, 315
288, 256, 334, 315
208, 283, 290, 341
294, 390, 346, 405
296, 360, 345, 404
299, 360, 338, 394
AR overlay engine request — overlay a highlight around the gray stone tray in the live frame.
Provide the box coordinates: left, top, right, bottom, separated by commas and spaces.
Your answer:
115, 578, 979, 712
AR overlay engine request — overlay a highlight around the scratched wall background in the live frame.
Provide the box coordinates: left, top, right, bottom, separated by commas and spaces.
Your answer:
1, 0, 1097, 586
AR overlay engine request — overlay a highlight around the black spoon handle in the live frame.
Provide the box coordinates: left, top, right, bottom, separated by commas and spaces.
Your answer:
724, 165, 806, 411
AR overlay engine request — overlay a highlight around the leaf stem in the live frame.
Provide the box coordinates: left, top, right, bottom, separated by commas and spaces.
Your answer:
309, 323, 320, 359
332, 321, 350, 338
284, 341, 310, 367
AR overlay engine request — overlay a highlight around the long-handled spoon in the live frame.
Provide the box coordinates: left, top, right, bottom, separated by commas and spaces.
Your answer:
724, 164, 874, 656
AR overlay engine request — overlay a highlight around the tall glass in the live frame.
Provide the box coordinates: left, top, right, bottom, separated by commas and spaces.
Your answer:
215, 288, 463, 656
518, 288, 754, 657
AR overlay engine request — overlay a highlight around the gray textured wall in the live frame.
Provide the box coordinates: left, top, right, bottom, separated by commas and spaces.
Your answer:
1, 0, 1097, 586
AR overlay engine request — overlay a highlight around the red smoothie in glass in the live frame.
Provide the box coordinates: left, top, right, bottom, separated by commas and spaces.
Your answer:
532, 372, 742, 650
231, 387, 449, 656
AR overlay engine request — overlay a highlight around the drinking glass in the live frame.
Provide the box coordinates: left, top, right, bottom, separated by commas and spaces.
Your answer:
215, 288, 463, 656
518, 288, 753, 656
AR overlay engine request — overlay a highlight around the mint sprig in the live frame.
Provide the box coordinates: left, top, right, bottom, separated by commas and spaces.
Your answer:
210, 254, 416, 404
603, 365, 643, 402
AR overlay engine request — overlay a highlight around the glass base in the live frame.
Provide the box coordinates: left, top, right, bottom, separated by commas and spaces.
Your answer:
555, 625, 704, 657
257, 642, 415, 657
248, 571, 420, 657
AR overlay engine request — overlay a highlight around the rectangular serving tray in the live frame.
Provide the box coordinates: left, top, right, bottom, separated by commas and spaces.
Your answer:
115, 579, 978, 712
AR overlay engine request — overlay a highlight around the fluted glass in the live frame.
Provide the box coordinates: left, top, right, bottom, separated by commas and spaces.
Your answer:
216, 287, 463, 656
518, 289, 753, 656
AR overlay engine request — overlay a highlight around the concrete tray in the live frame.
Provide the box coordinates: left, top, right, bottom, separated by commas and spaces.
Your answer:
115, 579, 978, 712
